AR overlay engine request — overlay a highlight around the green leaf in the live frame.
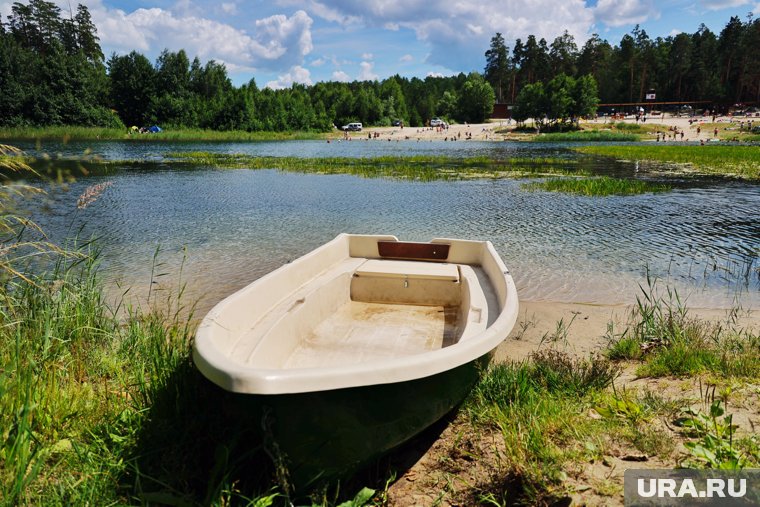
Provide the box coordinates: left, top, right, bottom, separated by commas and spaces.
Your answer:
336, 487, 376, 507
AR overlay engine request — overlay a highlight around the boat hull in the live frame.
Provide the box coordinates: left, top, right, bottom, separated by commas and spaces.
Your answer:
224, 353, 491, 490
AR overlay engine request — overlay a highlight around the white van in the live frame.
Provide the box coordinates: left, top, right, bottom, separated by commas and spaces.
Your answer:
342, 122, 363, 131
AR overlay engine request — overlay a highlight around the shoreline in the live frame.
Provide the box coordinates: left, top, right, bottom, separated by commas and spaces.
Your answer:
496, 299, 759, 363
3, 113, 757, 144
353, 113, 759, 143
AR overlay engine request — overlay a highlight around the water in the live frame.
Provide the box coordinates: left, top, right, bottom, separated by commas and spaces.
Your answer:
13, 138, 572, 160
19, 139, 760, 313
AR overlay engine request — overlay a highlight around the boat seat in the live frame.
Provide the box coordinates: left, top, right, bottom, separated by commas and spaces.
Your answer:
354, 259, 459, 282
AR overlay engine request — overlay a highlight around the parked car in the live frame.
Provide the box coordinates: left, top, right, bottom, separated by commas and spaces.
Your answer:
341, 122, 363, 131
430, 117, 446, 127
392, 119, 402, 127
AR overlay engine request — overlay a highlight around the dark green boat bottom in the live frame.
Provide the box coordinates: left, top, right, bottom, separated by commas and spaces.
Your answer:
216, 354, 491, 491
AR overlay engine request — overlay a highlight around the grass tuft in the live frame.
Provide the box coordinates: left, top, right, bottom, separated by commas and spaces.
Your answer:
524, 176, 671, 196
463, 351, 619, 504
606, 278, 760, 379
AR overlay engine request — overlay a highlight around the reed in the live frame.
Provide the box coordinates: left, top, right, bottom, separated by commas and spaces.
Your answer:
576, 145, 760, 179
524, 176, 672, 196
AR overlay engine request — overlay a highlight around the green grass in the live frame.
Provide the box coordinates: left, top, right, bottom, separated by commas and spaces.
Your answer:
166, 152, 585, 181
606, 280, 760, 379
0, 251, 207, 505
575, 145, 760, 180
533, 130, 641, 142
0, 126, 327, 142
0, 249, 383, 506
462, 350, 620, 504
523, 176, 672, 196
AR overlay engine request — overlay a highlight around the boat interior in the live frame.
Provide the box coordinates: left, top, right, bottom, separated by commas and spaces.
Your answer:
223, 241, 497, 370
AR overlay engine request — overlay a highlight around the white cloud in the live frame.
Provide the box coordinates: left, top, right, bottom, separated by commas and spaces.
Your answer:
282, 0, 595, 71
220, 2, 238, 15
358, 61, 378, 80
332, 70, 350, 81
668, 28, 683, 36
276, 0, 361, 25
399, 54, 414, 62
701, 0, 751, 10
266, 65, 313, 88
594, 0, 659, 27
361, 52, 374, 60
67, 1, 313, 72
426, 71, 445, 78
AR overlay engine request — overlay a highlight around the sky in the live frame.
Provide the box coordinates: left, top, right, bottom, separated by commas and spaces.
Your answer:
2, 0, 759, 88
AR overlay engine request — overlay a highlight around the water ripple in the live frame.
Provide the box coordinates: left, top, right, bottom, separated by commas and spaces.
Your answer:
19, 141, 760, 313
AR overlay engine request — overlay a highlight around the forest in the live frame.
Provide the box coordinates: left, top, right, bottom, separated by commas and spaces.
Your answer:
484, 17, 760, 107
1, 0, 759, 131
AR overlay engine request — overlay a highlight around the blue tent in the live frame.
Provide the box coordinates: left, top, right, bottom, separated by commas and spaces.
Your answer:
148, 125, 162, 133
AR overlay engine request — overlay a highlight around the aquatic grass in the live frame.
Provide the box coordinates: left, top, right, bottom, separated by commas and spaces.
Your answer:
523, 176, 672, 196
575, 145, 760, 180
165, 152, 585, 181
0, 126, 327, 142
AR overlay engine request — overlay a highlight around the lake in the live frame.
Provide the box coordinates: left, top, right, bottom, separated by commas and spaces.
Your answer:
19, 138, 760, 313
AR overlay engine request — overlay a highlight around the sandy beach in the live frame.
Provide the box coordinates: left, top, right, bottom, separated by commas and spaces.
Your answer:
335, 112, 757, 143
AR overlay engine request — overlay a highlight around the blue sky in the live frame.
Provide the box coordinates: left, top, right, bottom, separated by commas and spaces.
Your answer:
3, 0, 758, 87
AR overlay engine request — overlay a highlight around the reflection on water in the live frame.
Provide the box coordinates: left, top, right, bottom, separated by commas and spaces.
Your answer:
19, 140, 760, 314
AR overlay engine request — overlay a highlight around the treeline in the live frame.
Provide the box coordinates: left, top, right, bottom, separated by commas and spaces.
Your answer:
107, 51, 494, 130
484, 16, 760, 106
4, 1, 759, 132
0, 1, 494, 131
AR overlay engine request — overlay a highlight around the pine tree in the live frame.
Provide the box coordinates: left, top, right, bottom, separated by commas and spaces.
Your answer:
484, 32, 510, 103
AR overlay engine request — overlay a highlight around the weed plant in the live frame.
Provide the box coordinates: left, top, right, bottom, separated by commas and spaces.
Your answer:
674, 385, 760, 469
